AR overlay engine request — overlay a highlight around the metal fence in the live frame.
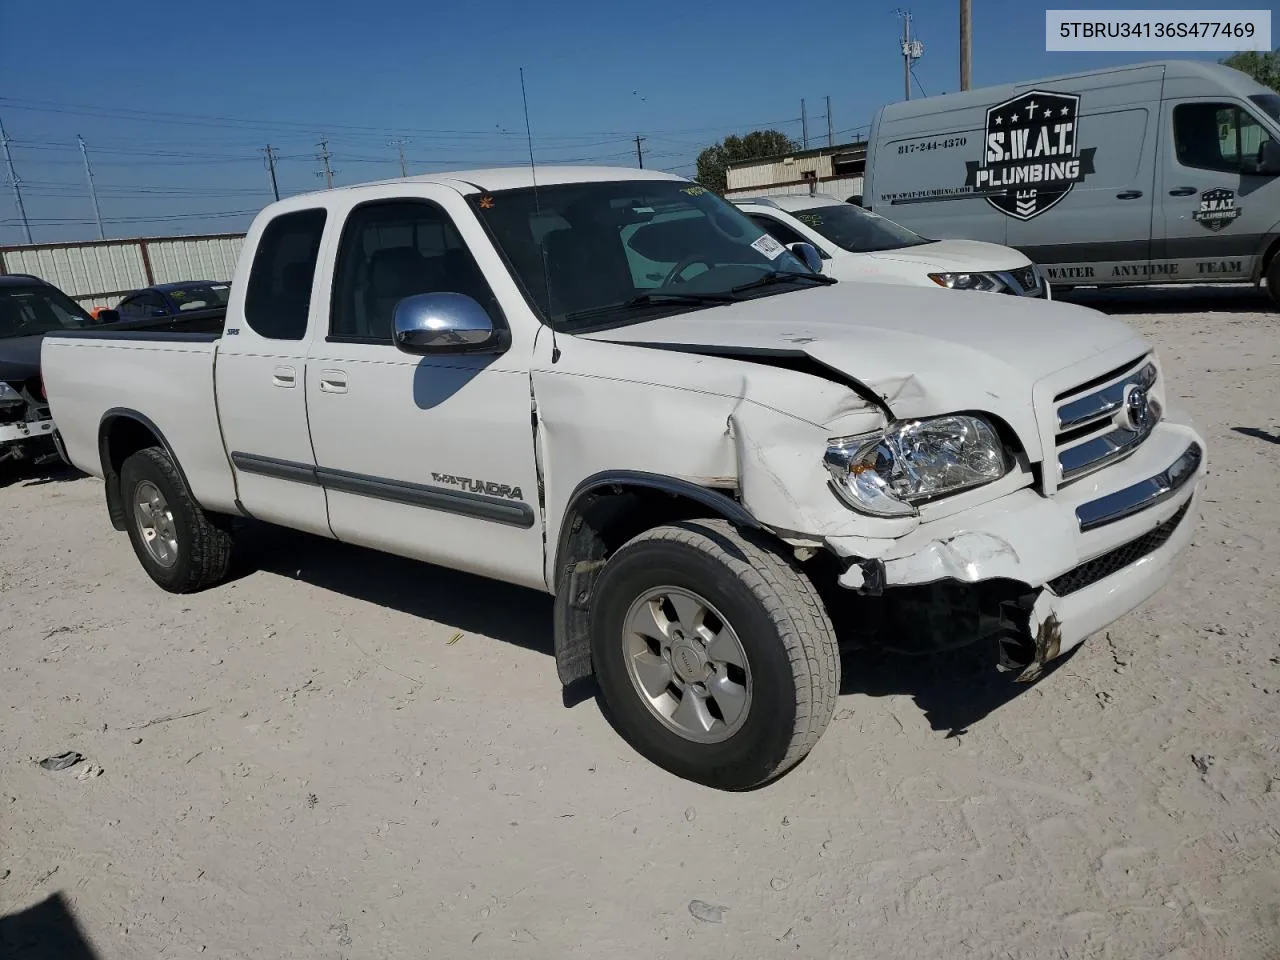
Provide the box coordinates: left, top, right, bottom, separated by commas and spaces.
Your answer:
0, 233, 245, 309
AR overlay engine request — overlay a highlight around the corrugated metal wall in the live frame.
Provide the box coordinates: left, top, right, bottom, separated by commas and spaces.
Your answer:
0, 234, 244, 309
727, 176, 865, 202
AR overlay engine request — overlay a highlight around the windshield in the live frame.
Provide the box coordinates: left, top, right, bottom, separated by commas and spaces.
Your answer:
1250, 94, 1280, 125
167, 283, 231, 311
470, 180, 818, 330
0, 284, 95, 339
788, 203, 930, 253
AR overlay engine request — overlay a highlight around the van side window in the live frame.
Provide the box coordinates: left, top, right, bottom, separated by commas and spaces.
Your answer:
329, 200, 500, 343
243, 209, 328, 341
1173, 103, 1272, 174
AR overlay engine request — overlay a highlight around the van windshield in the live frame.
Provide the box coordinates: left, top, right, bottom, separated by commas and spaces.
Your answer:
469, 180, 824, 331
788, 204, 931, 253
1250, 94, 1280, 125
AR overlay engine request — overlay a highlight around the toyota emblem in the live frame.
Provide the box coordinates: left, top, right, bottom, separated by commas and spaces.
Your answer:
1123, 385, 1152, 432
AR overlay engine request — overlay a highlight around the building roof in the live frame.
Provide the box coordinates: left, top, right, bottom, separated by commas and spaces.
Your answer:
725, 140, 868, 171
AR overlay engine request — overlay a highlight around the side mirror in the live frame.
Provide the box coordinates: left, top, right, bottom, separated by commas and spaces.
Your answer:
392, 292, 509, 355
789, 242, 823, 274
1259, 139, 1280, 176
847, 195, 864, 207
95, 308, 120, 325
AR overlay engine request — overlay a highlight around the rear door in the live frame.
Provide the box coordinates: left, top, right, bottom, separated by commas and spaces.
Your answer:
1002, 67, 1164, 285
215, 206, 334, 539
303, 189, 545, 590
1155, 97, 1280, 280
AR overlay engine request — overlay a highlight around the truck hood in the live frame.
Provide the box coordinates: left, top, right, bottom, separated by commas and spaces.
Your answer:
0, 334, 43, 382
865, 238, 1030, 271
581, 282, 1147, 459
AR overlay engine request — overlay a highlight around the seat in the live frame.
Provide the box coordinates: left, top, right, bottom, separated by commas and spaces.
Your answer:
540, 227, 633, 317
364, 247, 429, 340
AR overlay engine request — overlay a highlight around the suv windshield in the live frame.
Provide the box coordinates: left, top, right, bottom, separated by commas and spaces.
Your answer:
788, 204, 930, 253
470, 180, 822, 330
0, 283, 95, 339
168, 283, 231, 310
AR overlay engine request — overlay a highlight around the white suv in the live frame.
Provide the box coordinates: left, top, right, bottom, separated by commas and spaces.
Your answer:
733, 194, 1050, 298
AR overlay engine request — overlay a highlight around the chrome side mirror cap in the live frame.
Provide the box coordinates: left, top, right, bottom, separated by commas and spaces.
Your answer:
392, 292, 509, 355
789, 241, 823, 274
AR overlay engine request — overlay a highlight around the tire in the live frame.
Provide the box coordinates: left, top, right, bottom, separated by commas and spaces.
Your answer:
589, 518, 840, 790
1266, 256, 1280, 310
119, 446, 232, 593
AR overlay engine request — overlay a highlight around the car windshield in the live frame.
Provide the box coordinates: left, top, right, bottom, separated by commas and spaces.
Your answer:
0, 284, 95, 339
788, 203, 930, 253
470, 179, 820, 330
1250, 94, 1280, 125
167, 283, 231, 310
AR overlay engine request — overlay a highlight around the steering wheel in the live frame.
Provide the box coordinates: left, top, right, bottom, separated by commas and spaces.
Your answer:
663, 254, 714, 286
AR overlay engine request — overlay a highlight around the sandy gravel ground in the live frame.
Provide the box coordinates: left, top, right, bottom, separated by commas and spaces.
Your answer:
2, 286, 1278, 960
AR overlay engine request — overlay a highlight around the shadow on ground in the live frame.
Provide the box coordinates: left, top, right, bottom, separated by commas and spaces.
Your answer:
841, 643, 1080, 737
0, 893, 100, 960
232, 520, 555, 658
1058, 284, 1271, 316
0, 461, 84, 490
1232, 426, 1280, 446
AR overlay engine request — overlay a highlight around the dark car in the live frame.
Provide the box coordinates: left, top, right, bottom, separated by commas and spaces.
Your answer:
0, 275, 107, 467
115, 280, 230, 321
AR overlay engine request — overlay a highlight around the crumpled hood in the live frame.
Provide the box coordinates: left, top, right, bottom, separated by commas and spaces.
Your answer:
866, 238, 1031, 271
0, 335, 43, 382
582, 282, 1148, 459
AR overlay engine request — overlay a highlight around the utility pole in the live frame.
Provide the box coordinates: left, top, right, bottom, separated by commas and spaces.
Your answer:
77, 135, 105, 240
826, 95, 834, 147
389, 138, 409, 177
959, 0, 972, 90
801, 98, 809, 149
634, 135, 645, 168
0, 115, 33, 244
896, 9, 925, 100
316, 139, 335, 189
263, 145, 280, 201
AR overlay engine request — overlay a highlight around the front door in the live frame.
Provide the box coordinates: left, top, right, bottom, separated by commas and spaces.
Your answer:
1155, 97, 1280, 282
216, 206, 333, 539
304, 191, 545, 590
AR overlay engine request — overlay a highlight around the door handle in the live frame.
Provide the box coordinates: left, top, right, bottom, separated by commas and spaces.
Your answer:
272, 365, 296, 388
1116, 190, 1144, 200
319, 369, 348, 394
1168, 186, 1198, 197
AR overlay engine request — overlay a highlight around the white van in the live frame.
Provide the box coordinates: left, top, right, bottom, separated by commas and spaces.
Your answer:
733, 195, 1049, 296
864, 60, 1280, 303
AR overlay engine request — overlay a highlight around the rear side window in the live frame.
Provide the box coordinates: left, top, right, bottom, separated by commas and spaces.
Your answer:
243, 208, 327, 340
1173, 102, 1272, 174
329, 200, 499, 343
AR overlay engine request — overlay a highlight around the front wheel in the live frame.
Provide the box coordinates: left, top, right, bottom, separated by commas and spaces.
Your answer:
119, 446, 232, 593
589, 519, 841, 790
1266, 256, 1280, 310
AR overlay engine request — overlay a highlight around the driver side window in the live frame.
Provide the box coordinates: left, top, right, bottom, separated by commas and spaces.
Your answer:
1174, 101, 1272, 173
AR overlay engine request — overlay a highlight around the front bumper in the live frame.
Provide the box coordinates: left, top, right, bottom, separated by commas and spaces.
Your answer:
0, 415, 56, 447
826, 416, 1205, 668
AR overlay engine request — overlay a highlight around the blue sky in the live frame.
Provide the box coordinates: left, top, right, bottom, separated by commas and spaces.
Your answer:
0, 0, 1258, 244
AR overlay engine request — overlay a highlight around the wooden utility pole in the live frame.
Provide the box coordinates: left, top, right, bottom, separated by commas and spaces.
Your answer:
316, 139, 335, 189
264, 145, 280, 201
960, 0, 972, 90
634, 135, 645, 168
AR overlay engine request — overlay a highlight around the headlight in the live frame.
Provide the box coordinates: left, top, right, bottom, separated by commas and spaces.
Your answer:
928, 271, 1003, 292
823, 415, 1011, 517
0, 382, 24, 408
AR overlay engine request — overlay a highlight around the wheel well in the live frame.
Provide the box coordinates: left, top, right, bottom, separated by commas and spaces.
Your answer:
551, 477, 761, 689
99, 414, 165, 530
1262, 236, 1280, 278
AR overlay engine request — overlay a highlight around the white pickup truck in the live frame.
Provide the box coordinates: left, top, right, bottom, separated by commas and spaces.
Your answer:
42, 166, 1205, 789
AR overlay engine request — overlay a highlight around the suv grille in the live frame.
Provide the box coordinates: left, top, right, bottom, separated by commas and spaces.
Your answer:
1048, 499, 1190, 596
1053, 355, 1159, 486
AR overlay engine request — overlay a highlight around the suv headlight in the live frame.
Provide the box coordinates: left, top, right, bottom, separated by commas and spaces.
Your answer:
0, 382, 24, 408
928, 271, 1003, 292
823, 415, 1011, 517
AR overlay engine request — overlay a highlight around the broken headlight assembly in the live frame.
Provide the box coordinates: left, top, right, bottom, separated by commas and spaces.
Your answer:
927, 271, 1003, 292
0, 382, 25, 409
823, 415, 1011, 517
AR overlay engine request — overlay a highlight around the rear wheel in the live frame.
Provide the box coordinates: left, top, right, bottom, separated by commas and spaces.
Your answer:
119, 447, 232, 593
590, 519, 840, 790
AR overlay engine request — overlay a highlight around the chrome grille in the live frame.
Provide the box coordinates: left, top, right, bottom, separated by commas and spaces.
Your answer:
1053, 356, 1159, 485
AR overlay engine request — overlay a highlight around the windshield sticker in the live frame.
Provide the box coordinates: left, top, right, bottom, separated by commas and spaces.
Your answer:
1193, 189, 1241, 231
964, 89, 1097, 221
479, 195, 495, 209
681, 185, 708, 197
797, 214, 823, 227
751, 233, 786, 259
171, 291, 186, 298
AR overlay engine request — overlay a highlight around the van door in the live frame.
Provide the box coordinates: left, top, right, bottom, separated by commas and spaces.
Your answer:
1003, 103, 1158, 286
1155, 98, 1279, 282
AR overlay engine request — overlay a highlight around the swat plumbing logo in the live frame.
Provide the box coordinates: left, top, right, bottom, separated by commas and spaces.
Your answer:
1193, 188, 1241, 231
964, 90, 1097, 220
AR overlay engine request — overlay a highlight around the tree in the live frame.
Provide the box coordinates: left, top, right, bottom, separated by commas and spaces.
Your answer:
1221, 49, 1280, 91
695, 130, 797, 195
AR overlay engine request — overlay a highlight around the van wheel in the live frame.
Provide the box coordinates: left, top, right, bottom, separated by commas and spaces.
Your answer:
1266, 257, 1280, 309
119, 447, 232, 593
589, 519, 840, 790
